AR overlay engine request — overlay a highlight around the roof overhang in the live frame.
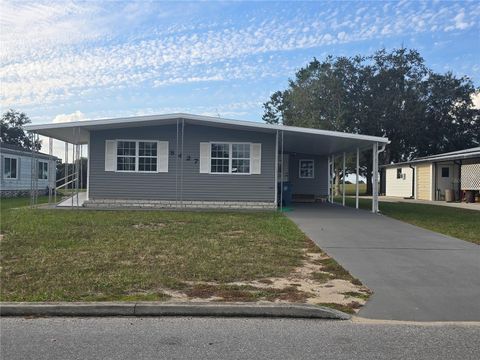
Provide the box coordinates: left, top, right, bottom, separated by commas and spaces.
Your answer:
382, 147, 480, 167
25, 113, 389, 156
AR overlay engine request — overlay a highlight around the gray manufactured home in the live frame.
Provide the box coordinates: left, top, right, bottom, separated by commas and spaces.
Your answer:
0, 143, 56, 197
26, 114, 389, 211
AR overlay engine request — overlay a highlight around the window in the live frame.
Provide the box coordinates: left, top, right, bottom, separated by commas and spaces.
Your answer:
232, 144, 250, 173
210, 143, 251, 174
116, 140, 158, 172
117, 141, 137, 171
441, 167, 449, 178
139, 142, 157, 172
3, 157, 17, 179
299, 159, 314, 179
38, 161, 48, 179
396, 168, 403, 179
211, 143, 230, 173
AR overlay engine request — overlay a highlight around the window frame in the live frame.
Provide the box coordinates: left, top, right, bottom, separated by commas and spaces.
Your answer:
396, 168, 403, 179
298, 159, 315, 179
209, 142, 252, 175
115, 140, 159, 173
3, 156, 18, 180
38, 160, 48, 180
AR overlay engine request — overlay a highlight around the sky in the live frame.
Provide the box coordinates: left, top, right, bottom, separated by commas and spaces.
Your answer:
1, 0, 480, 128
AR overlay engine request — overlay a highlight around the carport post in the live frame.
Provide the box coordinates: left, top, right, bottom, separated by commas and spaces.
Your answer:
372, 142, 379, 213
342, 152, 346, 206
327, 155, 331, 202
355, 147, 359, 209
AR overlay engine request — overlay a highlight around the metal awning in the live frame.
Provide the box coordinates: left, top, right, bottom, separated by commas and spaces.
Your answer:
25, 113, 388, 155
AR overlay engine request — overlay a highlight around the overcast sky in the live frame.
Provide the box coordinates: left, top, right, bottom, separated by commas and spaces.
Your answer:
1, 0, 479, 127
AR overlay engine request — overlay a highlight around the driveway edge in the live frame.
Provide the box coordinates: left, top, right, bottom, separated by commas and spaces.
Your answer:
0, 302, 350, 319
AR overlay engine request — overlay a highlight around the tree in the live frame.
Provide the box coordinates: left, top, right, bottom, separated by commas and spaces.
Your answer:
1, 109, 41, 150
263, 48, 479, 194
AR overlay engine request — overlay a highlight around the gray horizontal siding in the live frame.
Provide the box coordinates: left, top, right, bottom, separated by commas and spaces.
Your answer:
89, 123, 276, 202
288, 153, 328, 196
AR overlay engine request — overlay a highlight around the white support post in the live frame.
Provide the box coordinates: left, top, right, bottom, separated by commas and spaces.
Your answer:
330, 154, 335, 203
356, 147, 359, 209
48, 138, 53, 204
274, 130, 278, 206
342, 152, 346, 206
327, 155, 331, 203
372, 142, 378, 213
71, 142, 75, 208
280, 130, 284, 212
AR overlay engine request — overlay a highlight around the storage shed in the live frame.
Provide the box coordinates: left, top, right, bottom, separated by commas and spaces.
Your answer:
383, 147, 480, 202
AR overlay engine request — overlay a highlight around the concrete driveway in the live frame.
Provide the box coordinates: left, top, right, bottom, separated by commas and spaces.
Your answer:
286, 203, 480, 321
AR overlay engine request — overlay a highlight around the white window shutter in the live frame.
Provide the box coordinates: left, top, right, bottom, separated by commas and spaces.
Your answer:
157, 141, 169, 172
199, 142, 210, 173
251, 143, 261, 174
105, 140, 116, 171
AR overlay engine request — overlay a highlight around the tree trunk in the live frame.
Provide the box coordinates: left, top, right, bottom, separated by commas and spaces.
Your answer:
365, 164, 372, 196
334, 168, 341, 196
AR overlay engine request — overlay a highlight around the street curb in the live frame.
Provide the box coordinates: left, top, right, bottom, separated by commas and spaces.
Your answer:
0, 302, 350, 320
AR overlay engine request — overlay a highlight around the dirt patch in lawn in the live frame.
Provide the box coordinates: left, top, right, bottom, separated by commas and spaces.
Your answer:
158, 239, 371, 313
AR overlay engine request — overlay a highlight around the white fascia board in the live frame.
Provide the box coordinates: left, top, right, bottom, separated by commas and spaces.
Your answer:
25, 112, 389, 144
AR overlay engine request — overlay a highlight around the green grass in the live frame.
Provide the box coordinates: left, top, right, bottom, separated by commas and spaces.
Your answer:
334, 196, 480, 244
0, 208, 312, 302
0, 196, 49, 212
338, 183, 367, 196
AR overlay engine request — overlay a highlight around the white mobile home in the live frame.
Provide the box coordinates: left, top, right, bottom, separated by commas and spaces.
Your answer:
0, 143, 57, 197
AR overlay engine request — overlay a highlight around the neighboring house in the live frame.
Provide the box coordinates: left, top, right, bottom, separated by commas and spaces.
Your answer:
0, 143, 57, 198
382, 147, 480, 201
26, 113, 388, 210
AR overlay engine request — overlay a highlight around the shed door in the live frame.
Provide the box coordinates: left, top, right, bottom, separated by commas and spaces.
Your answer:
416, 164, 431, 200
436, 164, 453, 198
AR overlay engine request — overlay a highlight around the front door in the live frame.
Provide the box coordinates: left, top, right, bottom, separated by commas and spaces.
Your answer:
437, 164, 453, 200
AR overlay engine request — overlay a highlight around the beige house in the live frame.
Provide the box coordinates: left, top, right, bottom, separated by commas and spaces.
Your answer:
382, 147, 480, 201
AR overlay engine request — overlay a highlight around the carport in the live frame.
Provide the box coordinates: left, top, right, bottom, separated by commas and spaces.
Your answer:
276, 126, 388, 212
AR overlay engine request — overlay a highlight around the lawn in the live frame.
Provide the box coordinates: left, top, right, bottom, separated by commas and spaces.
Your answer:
0, 196, 49, 212
0, 205, 369, 309
334, 196, 480, 244
339, 183, 367, 196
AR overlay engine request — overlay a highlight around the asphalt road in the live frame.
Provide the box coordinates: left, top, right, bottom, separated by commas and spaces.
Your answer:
1, 317, 479, 360
286, 203, 480, 321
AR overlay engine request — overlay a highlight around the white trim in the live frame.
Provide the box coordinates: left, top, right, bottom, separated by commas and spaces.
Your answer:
114, 139, 166, 173
208, 142, 253, 175
298, 159, 314, 179
3, 155, 19, 180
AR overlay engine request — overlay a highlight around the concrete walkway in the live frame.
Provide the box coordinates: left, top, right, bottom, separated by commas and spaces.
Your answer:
369, 196, 480, 211
56, 192, 87, 207
286, 203, 480, 321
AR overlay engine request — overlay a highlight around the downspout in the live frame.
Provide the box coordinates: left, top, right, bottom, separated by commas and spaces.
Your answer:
408, 164, 415, 199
